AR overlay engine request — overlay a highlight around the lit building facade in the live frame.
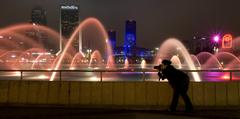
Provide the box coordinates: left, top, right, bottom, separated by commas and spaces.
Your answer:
108, 30, 116, 50
60, 5, 79, 52
31, 6, 47, 25
111, 20, 154, 64
191, 35, 212, 54
27, 6, 53, 53
124, 20, 137, 58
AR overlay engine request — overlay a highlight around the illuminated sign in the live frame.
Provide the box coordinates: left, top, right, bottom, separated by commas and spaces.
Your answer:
61, 5, 78, 10
222, 34, 233, 48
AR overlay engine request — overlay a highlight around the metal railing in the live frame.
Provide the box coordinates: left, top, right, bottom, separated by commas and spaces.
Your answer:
182, 69, 238, 81
0, 69, 239, 81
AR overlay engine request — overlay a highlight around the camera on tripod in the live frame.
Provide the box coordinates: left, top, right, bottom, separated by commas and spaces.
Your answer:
153, 64, 165, 80
153, 64, 163, 71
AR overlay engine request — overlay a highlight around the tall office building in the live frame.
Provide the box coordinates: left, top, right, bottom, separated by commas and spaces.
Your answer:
124, 20, 137, 57
60, 5, 80, 52
108, 30, 117, 51
31, 6, 47, 25
191, 35, 212, 54
27, 6, 52, 53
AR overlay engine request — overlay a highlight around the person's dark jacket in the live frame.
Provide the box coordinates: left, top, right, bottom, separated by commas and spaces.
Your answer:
161, 65, 190, 89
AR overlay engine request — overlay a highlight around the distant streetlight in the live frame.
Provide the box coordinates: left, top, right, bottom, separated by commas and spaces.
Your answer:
213, 35, 220, 43
212, 35, 220, 53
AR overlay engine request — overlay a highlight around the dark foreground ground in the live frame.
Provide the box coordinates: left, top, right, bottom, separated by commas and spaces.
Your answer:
0, 106, 240, 119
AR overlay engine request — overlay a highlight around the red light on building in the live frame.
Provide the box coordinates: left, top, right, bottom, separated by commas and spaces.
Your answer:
222, 34, 233, 49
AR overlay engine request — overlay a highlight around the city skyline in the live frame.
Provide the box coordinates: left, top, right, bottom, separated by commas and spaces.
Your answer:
1, 0, 240, 49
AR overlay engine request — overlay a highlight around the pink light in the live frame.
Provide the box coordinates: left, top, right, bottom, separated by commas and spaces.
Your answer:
213, 35, 220, 42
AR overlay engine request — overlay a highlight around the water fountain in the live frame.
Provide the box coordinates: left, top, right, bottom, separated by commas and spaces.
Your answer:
124, 58, 129, 69
154, 38, 201, 82
141, 59, 146, 69
0, 17, 240, 81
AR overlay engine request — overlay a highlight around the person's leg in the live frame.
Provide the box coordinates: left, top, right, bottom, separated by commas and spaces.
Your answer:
180, 90, 193, 112
169, 89, 179, 111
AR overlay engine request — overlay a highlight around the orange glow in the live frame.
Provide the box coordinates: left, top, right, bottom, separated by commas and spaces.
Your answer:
222, 34, 233, 49
221, 75, 230, 80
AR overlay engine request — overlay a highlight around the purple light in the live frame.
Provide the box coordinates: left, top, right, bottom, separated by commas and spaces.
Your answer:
213, 35, 220, 42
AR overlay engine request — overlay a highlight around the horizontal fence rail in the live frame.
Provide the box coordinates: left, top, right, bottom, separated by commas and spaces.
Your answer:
0, 69, 239, 81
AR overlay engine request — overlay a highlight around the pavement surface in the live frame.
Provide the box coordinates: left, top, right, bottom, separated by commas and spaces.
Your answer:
0, 106, 240, 119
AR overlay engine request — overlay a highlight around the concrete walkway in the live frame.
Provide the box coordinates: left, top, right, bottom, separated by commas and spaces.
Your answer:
0, 106, 240, 119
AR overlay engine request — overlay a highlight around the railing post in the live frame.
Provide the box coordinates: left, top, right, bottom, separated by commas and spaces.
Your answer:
100, 72, 103, 82
20, 71, 23, 80
142, 71, 146, 81
59, 70, 62, 81
229, 71, 232, 81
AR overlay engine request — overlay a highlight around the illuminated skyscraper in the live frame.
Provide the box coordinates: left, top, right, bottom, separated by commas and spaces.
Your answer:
28, 6, 52, 52
108, 30, 116, 50
31, 6, 47, 25
60, 5, 80, 52
124, 20, 136, 57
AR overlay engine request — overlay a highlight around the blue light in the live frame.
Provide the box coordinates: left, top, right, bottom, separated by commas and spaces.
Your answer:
124, 20, 136, 58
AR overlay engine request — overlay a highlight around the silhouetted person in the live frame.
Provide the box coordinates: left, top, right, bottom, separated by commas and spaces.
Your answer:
156, 60, 193, 112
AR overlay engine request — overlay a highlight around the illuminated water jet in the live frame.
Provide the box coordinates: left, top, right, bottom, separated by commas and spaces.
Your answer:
1, 18, 240, 82
155, 38, 201, 82
141, 59, 146, 69
124, 58, 129, 69
50, 18, 114, 81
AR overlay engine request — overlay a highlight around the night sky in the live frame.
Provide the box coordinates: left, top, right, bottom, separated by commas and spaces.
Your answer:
0, 0, 240, 49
